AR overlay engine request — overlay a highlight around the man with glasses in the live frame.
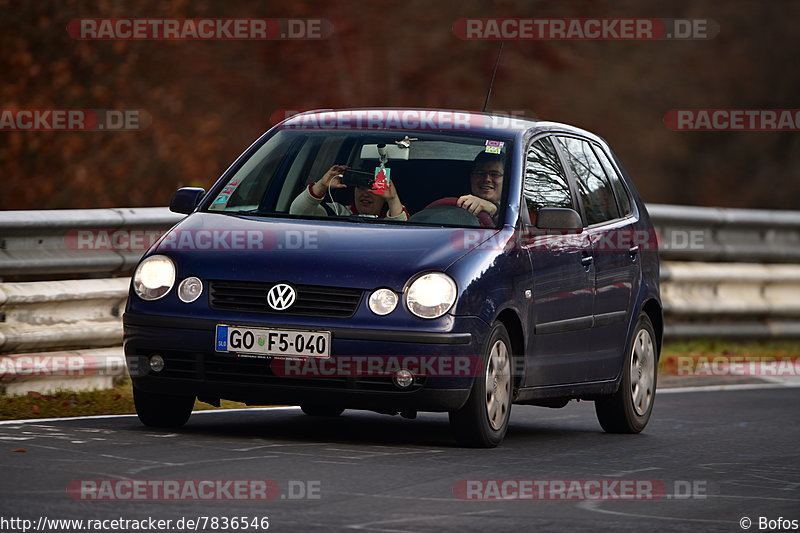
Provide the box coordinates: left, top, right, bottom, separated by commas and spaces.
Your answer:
456, 152, 505, 223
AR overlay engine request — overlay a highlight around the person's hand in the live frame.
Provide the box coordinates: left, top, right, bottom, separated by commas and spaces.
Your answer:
457, 194, 497, 217
312, 164, 349, 197
374, 178, 397, 200
376, 180, 404, 217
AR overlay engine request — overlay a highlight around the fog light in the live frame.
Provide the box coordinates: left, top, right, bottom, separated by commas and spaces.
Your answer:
393, 369, 414, 388
149, 354, 165, 373
369, 288, 398, 315
178, 276, 203, 303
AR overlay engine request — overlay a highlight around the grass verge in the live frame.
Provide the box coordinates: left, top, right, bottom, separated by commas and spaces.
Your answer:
0, 379, 250, 421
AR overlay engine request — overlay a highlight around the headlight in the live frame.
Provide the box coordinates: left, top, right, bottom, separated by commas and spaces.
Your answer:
133, 255, 176, 301
369, 288, 398, 315
405, 272, 457, 319
178, 276, 203, 303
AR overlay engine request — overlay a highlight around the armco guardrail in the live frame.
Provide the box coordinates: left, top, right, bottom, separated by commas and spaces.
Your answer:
1, 204, 799, 277
648, 204, 800, 262
1, 204, 799, 394
0, 207, 184, 276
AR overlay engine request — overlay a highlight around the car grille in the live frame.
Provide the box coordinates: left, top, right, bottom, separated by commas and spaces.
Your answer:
208, 280, 363, 318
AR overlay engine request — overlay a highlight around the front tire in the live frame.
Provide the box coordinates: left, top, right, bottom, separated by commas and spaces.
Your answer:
449, 322, 513, 448
133, 386, 195, 428
595, 312, 658, 433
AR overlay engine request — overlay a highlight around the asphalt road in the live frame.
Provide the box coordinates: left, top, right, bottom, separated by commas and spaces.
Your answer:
1, 385, 798, 533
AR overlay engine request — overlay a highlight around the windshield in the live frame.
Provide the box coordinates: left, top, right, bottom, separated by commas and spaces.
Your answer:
205, 130, 512, 228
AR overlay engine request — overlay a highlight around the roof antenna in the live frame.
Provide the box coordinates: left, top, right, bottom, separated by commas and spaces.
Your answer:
481, 41, 504, 112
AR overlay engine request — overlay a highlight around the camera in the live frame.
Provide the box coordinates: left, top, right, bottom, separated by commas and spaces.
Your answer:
341, 169, 375, 189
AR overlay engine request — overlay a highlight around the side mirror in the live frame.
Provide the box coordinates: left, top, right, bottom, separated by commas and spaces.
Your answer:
535, 207, 583, 232
170, 187, 206, 214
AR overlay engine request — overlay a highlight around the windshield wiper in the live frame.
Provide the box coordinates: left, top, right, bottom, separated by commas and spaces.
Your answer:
214, 210, 390, 224
347, 214, 380, 222
226, 209, 274, 216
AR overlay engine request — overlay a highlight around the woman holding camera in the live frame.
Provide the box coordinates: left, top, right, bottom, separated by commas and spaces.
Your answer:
289, 164, 409, 220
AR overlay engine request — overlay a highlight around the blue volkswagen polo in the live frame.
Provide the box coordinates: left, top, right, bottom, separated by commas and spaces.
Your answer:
123, 109, 662, 447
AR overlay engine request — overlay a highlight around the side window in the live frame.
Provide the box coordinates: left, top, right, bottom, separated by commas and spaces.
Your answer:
556, 136, 620, 225
208, 132, 296, 211
592, 144, 632, 216
523, 137, 573, 222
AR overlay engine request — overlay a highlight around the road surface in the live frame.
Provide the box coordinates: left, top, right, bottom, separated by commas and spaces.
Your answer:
0, 385, 798, 532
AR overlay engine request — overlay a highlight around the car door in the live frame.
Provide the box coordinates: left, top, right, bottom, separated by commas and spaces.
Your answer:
555, 136, 641, 382
521, 136, 595, 387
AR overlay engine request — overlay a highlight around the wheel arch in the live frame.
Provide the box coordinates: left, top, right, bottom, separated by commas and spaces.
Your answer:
495, 307, 525, 389
641, 298, 663, 359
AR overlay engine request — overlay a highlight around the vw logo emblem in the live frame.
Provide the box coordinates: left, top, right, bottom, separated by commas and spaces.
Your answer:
267, 283, 296, 311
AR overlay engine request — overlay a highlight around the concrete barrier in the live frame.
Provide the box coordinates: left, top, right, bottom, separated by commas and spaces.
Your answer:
0, 347, 125, 395
0, 278, 128, 353
661, 262, 800, 315
0, 278, 128, 395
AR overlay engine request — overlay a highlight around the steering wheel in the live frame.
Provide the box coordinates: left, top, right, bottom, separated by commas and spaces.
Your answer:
423, 197, 495, 228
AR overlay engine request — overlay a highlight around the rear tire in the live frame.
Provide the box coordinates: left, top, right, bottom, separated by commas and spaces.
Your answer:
133, 386, 194, 428
301, 404, 345, 417
449, 322, 512, 448
595, 312, 658, 433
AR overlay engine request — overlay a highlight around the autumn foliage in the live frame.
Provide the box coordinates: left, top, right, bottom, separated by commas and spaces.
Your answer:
1, 0, 798, 210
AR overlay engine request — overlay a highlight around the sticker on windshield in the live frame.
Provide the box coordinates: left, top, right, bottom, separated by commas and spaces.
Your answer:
372, 166, 391, 195
485, 140, 504, 154
210, 179, 242, 208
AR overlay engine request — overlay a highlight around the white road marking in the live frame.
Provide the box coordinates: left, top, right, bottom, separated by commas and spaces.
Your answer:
0, 406, 301, 425
658, 382, 800, 394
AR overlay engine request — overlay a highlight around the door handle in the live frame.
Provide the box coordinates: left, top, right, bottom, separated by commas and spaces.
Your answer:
580, 255, 593, 267
629, 245, 640, 260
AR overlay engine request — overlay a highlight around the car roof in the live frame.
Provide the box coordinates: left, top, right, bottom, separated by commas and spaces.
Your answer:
277, 108, 605, 144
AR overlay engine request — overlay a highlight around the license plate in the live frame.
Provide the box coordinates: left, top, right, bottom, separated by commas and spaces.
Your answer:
215, 325, 330, 358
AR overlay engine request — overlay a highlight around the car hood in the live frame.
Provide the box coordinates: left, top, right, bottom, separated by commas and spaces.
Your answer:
152, 212, 500, 290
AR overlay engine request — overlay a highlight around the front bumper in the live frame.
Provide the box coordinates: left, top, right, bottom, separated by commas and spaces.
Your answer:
123, 313, 489, 412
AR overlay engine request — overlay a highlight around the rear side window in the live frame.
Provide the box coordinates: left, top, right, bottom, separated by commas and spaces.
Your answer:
592, 144, 632, 216
556, 136, 620, 225
523, 138, 573, 221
